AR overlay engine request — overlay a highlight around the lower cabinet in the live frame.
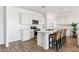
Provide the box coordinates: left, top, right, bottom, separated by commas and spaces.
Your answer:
22, 30, 34, 41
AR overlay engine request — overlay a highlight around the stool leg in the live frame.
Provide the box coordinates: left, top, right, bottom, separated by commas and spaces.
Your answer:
56, 40, 58, 51
59, 39, 62, 48
52, 38, 54, 46
49, 37, 50, 48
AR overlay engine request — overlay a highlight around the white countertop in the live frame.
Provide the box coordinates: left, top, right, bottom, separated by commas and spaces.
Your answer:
38, 29, 57, 33
20, 29, 34, 32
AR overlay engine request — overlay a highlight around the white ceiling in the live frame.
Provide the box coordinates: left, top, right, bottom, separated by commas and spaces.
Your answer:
17, 6, 79, 15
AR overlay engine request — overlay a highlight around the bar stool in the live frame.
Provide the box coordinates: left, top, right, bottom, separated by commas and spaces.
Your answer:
62, 29, 67, 46
49, 32, 57, 48
49, 30, 62, 51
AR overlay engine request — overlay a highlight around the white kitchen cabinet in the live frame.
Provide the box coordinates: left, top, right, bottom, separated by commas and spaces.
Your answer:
40, 16, 44, 24
21, 13, 44, 25
21, 13, 31, 24
22, 30, 34, 41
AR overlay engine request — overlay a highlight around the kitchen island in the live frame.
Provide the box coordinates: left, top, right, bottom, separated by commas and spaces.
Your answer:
37, 29, 57, 49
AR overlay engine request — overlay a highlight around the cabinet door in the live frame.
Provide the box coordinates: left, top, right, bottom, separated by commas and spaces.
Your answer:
21, 13, 31, 24
23, 31, 34, 41
23, 31, 30, 41
31, 15, 36, 20
40, 16, 44, 24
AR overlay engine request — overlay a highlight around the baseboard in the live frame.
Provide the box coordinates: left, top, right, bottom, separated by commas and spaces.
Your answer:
0, 42, 5, 45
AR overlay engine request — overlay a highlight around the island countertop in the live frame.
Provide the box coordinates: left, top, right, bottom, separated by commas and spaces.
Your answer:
37, 29, 58, 33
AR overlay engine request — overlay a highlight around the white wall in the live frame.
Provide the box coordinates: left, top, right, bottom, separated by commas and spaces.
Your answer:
46, 12, 57, 29
6, 7, 20, 43
6, 6, 44, 43
0, 7, 6, 44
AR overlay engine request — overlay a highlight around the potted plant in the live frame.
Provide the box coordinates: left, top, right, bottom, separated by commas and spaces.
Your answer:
71, 22, 78, 38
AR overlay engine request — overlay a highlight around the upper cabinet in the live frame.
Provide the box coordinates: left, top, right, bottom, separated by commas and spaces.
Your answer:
20, 13, 44, 25
40, 16, 44, 24
21, 13, 31, 24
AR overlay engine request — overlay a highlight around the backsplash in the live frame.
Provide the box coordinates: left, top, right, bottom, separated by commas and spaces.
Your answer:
56, 24, 71, 27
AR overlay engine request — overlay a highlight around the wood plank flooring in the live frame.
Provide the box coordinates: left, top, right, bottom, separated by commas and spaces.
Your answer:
0, 38, 79, 52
